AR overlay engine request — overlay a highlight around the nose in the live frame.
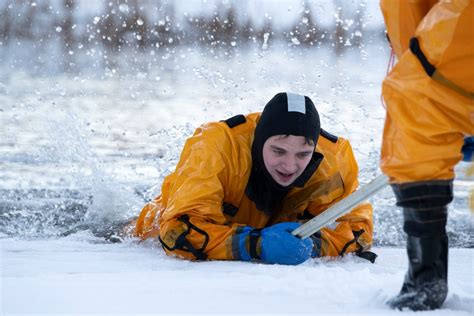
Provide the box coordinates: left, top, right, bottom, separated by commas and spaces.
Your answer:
281, 156, 298, 173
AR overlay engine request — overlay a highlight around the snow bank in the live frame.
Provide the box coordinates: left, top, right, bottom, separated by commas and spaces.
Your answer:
1, 233, 472, 315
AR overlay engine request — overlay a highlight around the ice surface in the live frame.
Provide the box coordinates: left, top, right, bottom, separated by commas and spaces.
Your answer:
1, 233, 473, 315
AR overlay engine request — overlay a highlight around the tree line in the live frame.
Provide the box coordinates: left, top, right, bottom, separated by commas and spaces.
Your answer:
0, 0, 385, 54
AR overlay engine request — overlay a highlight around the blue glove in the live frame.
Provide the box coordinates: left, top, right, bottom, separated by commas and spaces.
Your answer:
462, 136, 474, 162
235, 222, 314, 265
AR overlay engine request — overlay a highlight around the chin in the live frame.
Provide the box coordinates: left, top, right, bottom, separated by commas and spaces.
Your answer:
275, 177, 296, 187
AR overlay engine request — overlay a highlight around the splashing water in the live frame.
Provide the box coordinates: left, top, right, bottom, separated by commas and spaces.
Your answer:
1, 107, 144, 236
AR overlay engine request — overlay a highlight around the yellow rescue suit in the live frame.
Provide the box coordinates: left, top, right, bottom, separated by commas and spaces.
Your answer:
380, 0, 474, 182
133, 113, 373, 261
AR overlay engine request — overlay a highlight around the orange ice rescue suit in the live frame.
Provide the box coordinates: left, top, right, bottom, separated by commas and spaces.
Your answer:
134, 101, 373, 262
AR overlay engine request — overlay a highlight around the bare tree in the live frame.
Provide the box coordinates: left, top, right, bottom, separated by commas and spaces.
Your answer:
332, 0, 346, 55
62, 0, 75, 48
288, 1, 321, 47
0, 2, 12, 41
351, 5, 365, 48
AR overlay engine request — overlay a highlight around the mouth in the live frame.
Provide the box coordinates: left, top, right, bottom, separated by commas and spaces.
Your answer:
276, 170, 295, 183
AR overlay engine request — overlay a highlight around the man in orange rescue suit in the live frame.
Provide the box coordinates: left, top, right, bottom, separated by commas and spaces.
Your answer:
133, 92, 375, 266
380, 0, 474, 311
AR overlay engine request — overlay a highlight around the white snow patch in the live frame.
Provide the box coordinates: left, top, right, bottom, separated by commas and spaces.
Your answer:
1, 235, 473, 315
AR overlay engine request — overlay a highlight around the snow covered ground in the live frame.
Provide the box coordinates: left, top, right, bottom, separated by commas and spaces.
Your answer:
1, 232, 473, 315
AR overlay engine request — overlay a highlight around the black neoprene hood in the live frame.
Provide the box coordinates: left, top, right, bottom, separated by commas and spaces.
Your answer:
246, 92, 323, 213
253, 92, 321, 159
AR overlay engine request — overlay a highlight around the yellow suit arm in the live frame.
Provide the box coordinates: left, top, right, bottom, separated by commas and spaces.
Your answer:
157, 124, 244, 260
307, 138, 374, 257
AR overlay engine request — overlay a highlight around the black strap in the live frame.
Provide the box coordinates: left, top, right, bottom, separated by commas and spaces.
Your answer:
159, 215, 209, 260
409, 37, 436, 77
222, 114, 246, 128
357, 251, 377, 264
339, 229, 363, 256
320, 128, 338, 143
339, 229, 377, 264
249, 229, 262, 260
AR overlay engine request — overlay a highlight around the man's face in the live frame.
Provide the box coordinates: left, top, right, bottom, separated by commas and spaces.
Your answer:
262, 135, 315, 186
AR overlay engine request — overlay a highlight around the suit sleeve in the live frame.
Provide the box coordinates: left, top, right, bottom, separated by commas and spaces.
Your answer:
306, 138, 374, 257
157, 124, 244, 261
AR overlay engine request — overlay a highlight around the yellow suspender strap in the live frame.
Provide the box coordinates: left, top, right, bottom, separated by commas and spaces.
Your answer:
432, 71, 474, 100
410, 37, 474, 100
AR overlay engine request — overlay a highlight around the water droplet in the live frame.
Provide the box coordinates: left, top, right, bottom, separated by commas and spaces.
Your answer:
262, 33, 270, 50
119, 4, 129, 13
291, 37, 300, 45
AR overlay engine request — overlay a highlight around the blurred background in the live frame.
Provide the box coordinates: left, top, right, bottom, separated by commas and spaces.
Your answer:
0, 0, 472, 247
0, 0, 384, 74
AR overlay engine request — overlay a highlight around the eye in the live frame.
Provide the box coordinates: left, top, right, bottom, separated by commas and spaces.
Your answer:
297, 152, 312, 159
273, 149, 285, 156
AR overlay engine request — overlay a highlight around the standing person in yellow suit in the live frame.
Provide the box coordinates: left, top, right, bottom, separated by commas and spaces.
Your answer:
132, 92, 375, 265
380, 0, 474, 311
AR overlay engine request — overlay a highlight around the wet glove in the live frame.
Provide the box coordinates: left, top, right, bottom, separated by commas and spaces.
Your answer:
462, 136, 474, 162
236, 222, 314, 265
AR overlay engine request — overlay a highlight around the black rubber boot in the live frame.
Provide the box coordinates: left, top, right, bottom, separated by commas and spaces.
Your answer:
387, 180, 453, 311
